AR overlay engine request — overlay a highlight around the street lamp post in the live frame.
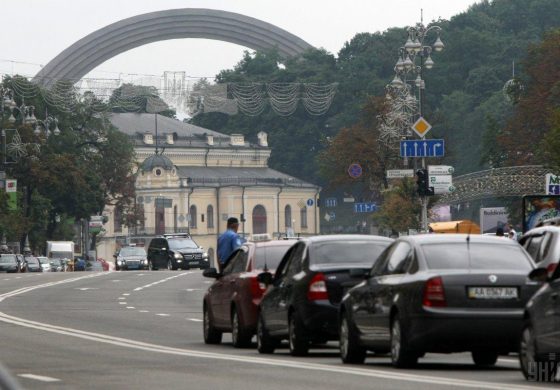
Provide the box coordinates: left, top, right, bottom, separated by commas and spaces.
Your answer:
389, 13, 444, 232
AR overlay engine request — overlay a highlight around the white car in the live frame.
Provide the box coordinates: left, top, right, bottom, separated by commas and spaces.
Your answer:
38, 256, 52, 272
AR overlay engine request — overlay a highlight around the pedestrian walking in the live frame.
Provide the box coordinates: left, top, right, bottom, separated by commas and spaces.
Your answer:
217, 217, 242, 271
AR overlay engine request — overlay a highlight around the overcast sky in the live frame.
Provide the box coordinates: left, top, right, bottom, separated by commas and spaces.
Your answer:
3, 0, 480, 81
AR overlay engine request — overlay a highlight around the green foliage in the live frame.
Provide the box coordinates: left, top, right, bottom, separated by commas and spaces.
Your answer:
373, 179, 421, 233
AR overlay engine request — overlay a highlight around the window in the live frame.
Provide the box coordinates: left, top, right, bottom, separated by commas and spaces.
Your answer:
222, 249, 248, 276
300, 207, 308, 228
310, 239, 392, 267
189, 205, 197, 228
252, 205, 267, 234
284, 205, 292, 228
207, 205, 214, 229
114, 207, 122, 233
385, 242, 412, 275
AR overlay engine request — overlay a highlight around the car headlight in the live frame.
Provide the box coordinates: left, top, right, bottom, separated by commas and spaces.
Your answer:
117, 260, 122, 265
142, 259, 148, 264
203, 252, 209, 260
174, 253, 182, 259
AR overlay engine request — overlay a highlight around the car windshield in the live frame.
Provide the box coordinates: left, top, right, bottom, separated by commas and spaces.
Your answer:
254, 245, 292, 270
25, 257, 39, 265
37, 257, 48, 262
0, 255, 16, 263
310, 240, 391, 266
168, 238, 198, 250
421, 243, 533, 271
120, 247, 146, 256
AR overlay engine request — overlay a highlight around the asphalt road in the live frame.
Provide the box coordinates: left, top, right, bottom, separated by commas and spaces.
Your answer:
0, 271, 551, 390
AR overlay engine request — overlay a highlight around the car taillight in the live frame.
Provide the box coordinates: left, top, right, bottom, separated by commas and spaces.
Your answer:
423, 276, 446, 307
547, 262, 557, 276
307, 273, 329, 301
250, 276, 267, 298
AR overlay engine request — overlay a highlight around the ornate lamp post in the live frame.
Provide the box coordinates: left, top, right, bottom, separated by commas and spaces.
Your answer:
388, 14, 444, 232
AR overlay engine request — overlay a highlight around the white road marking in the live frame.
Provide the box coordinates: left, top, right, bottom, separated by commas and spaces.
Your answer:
119, 302, 127, 305
19, 374, 60, 382
187, 318, 203, 322
111, 280, 122, 282
3, 279, 9, 281
185, 288, 202, 292
76, 287, 98, 291
133, 273, 190, 291
156, 313, 170, 317
138, 310, 149, 313
126, 306, 135, 309
122, 293, 130, 296
118, 297, 126, 300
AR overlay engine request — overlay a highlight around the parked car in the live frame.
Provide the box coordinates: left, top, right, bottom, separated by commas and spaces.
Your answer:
202, 239, 295, 347
256, 235, 394, 356
338, 234, 540, 367
114, 246, 148, 270
519, 263, 560, 382
24, 256, 42, 272
147, 233, 209, 270
0, 254, 20, 273
37, 256, 52, 272
519, 226, 560, 277
50, 258, 65, 272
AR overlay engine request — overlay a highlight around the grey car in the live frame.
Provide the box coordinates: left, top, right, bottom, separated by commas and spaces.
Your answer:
339, 234, 540, 367
114, 246, 148, 270
519, 226, 560, 277
0, 254, 19, 273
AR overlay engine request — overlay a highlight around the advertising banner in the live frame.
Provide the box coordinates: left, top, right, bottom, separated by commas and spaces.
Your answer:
480, 207, 509, 233
5, 179, 17, 211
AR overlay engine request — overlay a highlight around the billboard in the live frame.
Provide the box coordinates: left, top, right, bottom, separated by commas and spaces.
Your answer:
480, 207, 509, 233
522, 195, 560, 232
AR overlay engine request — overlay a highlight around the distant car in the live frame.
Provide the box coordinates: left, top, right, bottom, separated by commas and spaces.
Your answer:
114, 246, 148, 270
37, 256, 52, 272
50, 258, 65, 272
24, 256, 42, 272
202, 239, 295, 347
519, 226, 560, 277
0, 254, 20, 273
256, 235, 394, 356
147, 233, 209, 270
338, 234, 540, 367
519, 264, 560, 382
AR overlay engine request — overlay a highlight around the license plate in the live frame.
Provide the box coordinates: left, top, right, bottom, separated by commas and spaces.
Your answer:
189, 261, 199, 265
468, 287, 518, 299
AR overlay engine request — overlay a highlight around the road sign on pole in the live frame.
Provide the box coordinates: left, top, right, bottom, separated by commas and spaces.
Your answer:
386, 169, 414, 179
411, 117, 432, 138
400, 139, 445, 158
428, 165, 455, 194
546, 173, 560, 195
347, 163, 363, 179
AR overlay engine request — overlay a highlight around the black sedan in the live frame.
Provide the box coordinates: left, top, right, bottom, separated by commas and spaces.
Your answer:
339, 234, 540, 367
256, 235, 393, 356
519, 263, 560, 382
0, 254, 20, 273
24, 256, 43, 272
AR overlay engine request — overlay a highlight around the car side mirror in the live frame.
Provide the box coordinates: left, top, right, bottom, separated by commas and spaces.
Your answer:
202, 267, 220, 279
528, 267, 548, 283
257, 271, 273, 286
349, 268, 369, 279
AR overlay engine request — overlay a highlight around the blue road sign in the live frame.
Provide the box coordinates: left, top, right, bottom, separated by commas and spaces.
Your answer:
400, 139, 445, 158
348, 163, 363, 179
354, 202, 377, 213
549, 185, 560, 195
307, 199, 314, 206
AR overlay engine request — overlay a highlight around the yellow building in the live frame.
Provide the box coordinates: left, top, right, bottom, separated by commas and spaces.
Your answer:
97, 113, 320, 266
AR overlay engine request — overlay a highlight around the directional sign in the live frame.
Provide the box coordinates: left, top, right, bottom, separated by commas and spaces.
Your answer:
430, 175, 455, 194
354, 203, 377, 213
400, 139, 445, 158
546, 173, 560, 195
386, 169, 414, 179
411, 117, 432, 138
428, 165, 454, 175
348, 163, 363, 179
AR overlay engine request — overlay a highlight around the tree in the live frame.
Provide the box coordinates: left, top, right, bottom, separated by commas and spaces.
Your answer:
109, 83, 176, 118
373, 179, 421, 234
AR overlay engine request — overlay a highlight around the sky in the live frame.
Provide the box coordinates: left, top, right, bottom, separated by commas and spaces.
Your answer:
2, 0, 481, 82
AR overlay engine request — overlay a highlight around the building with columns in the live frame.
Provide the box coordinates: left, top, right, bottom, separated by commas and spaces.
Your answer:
97, 113, 320, 266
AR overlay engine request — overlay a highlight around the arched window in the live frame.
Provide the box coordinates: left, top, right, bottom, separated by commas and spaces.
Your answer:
284, 205, 292, 228
207, 205, 214, 229
300, 207, 308, 229
189, 205, 197, 229
252, 205, 267, 234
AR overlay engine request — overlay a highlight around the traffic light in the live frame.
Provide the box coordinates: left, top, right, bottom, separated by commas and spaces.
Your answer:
416, 169, 434, 196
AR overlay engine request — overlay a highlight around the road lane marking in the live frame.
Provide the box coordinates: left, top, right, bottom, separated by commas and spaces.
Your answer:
156, 313, 170, 317
139, 310, 149, 313
185, 288, 202, 292
126, 307, 135, 309
19, 374, 60, 382
187, 318, 202, 322
118, 297, 126, 300
119, 302, 127, 305
133, 273, 191, 291
76, 287, 98, 291
122, 293, 130, 296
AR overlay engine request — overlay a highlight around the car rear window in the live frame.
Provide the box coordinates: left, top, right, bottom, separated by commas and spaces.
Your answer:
120, 247, 146, 256
25, 257, 39, 264
421, 243, 533, 270
310, 240, 391, 266
0, 255, 16, 263
168, 238, 198, 250
254, 245, 291, 270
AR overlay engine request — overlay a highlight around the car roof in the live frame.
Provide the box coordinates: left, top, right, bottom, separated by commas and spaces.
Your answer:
521, 226, 560, 236
305, 234, 394, 243
401, 233, 520, 246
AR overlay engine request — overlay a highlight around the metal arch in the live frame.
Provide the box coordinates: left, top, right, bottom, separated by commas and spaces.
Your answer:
33, 8, 314, 87
436, 165, 550, 205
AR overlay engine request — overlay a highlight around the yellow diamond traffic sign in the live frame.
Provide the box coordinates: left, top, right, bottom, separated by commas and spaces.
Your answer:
411, 117, 432, 137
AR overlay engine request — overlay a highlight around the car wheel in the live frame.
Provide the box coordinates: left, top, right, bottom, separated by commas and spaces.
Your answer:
231, 308, 252, 348
203, 304, 222, 344
519, 323, 549, 380
257, 312, 278, 354
391, 316, 418, 368
289, 312, 309, 356
148, 261, 156, 271
340, 314, 366, 364
471, 351, 498, 367
167, 259, 175, 271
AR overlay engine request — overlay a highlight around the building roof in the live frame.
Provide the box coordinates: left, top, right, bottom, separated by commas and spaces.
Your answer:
176, 166, 319, 189
140, 153, 175, 172
109, 113, 224, 137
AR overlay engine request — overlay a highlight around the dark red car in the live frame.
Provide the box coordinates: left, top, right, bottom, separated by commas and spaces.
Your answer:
202, 239, 296, 347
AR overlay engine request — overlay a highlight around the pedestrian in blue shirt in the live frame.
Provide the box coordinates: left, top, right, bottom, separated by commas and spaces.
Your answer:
217, 217, 242, 270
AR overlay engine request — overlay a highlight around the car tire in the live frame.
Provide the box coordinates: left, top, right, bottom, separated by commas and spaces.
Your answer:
231, 308, 252, 348
148, 260, 157, 271
203, 304, 222, 344
471, 351, 498, 367
257, 312, 277, 354
340, 314, 366, 364
519, 323, 550, 380
167, 259, 175, 271
289, 312, 309, 356
390, 316, 418, 368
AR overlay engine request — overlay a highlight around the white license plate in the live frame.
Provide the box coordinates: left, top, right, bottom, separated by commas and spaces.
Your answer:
189, 261, 198, 265
468, 287, 518, 299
